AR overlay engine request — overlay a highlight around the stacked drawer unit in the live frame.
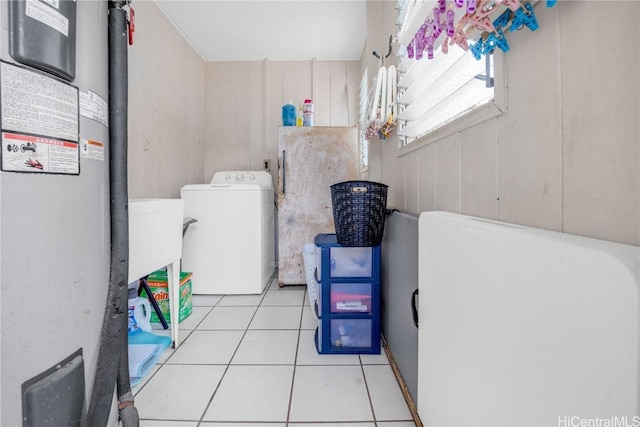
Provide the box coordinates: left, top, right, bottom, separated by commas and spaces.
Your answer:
314, 233, 381, 354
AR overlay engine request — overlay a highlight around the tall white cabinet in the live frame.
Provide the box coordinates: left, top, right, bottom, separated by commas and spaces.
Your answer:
277, 126, 359, 286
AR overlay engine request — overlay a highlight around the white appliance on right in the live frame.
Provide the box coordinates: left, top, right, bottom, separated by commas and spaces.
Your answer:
418, 211, 639, 426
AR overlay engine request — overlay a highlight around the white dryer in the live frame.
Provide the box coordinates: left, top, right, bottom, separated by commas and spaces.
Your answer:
180, 171, 275, 294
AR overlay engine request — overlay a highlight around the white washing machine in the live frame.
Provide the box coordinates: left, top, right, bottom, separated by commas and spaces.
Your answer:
180, 171, 275, 295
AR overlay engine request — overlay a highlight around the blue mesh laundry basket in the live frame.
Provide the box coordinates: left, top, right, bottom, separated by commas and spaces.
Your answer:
330, 181, 388, 247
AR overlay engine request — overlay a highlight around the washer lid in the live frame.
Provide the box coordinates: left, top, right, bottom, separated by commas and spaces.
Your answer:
181, 183, 263, 191
210, 171, 273, 189
181, 184, 217, 192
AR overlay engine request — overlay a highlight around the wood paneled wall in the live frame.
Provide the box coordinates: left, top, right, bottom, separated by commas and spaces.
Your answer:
366, 1, 640, 246
127, 1, 639, 246
127, 2, 359, 198
204, 60, 361, 185
128, 1, 206, 199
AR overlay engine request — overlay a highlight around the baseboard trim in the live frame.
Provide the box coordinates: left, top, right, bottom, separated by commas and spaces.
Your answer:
382, 335, 422, 427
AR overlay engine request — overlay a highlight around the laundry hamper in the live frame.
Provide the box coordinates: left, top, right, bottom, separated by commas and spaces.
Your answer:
330, 181, 388, 247
302, 243, 319, 320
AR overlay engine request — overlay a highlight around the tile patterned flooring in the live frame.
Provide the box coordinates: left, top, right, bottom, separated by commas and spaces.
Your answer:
133, 280, 416, 427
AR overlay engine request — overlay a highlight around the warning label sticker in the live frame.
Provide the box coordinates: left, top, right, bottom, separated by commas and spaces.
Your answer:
2, 132, 79, 174
80, 138, 104, 161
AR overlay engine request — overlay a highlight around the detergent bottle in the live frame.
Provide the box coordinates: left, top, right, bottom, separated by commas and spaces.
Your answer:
296, 103, 303, 127
128, 287, 152, 334
302, 99, 314, 126
282, 100, 296, 126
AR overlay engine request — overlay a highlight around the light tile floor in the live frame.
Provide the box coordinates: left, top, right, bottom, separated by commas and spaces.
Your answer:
133, 280, 416, 427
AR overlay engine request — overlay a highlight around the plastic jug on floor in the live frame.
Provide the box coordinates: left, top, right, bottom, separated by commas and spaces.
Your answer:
128, 288, 152, 334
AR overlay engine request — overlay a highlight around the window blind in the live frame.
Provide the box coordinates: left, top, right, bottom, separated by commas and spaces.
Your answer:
396, 47, 493, 142
395, 0, 547, 144
395, 0, 496, 144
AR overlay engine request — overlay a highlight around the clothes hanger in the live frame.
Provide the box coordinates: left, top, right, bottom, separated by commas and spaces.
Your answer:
372, 35, 394, 61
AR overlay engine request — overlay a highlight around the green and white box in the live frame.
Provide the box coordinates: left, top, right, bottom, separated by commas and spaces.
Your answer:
142, 270, 193, 324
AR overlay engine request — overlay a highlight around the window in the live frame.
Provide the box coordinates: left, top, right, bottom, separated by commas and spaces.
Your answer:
397, 48, 494, 145
395, 0, 507, 148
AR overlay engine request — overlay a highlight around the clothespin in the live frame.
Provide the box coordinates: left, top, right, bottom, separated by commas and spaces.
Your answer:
484, 29, 510, 54
546, 0, 557, 7
407, 38, 415, 59
449, 26, 469, 51
466, 13, 496, 33
467, 0, 477, 14
438, 0, 447, 13
425, 36, 435, 59
463, 0, 497, 33
493, 8, 512, 32
502, 0, 523, 12
446, 9, 456, 37
470, 0, 500, 20
427, 17, 440, 40
509, 2, 538, 32
432, 9, 443, 39
414, 23, 427, 60
442, 36, 450, 54
470, 38, 484, 60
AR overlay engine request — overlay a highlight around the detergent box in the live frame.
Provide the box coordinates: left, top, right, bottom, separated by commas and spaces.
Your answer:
141, 270, 193, 324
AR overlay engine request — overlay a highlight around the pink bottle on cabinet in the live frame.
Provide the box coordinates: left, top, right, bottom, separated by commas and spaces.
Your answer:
302, 99, 314, 126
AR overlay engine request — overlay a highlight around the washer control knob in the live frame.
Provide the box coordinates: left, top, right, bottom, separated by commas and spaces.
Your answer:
235, 173, 244, 182
249, 174, 256, 180
225, 174, 231, 180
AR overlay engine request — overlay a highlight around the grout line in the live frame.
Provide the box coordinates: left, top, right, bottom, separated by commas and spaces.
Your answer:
196, 287, 269, 425
194, 277, 309, 424
137, 280, 414, 426
132, 304, 215, 398
359, 352, 379, 427
285, 290, 307, 426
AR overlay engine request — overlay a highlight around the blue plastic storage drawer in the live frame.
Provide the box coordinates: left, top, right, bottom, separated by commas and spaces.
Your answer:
314, 234, 380, 281
315, 318, 380, 354
317, 282, 373, 314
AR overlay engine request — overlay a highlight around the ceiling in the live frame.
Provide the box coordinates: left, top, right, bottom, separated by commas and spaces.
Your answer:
153, 0, 368, 62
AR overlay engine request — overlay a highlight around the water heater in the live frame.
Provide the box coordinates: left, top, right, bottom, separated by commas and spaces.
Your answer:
1, 0, 112, 425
